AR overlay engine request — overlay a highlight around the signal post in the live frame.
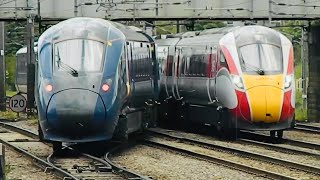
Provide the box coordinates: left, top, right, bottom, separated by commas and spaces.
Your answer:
0, 22, 5, 112
26, 16, 36, 116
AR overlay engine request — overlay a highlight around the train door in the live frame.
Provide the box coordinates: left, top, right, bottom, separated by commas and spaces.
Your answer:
147, 44, 154, 94
149, 43, 159, 98
125, 42, 133, 98
207, 46, 218, 103
164, 46, 175, 98
214, 47, 227, 100
179, 46, 192, 99
127, 42, 134, 98
158, 46, 169, 98
172, 47, 181, 100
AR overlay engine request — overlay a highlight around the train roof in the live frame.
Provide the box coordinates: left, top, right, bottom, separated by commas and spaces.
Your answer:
156, 25, 283, 47
108, 21, 152, 42
232, 25, 282, 47
155, 26, 238, 47
176, 33, 224, 47
156, 37, 180, 46
38, 17, 152, 49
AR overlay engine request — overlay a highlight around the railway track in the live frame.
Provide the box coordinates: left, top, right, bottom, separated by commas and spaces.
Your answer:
240, 130, 320, 151
147, 128, 320, 180
238, 138, 320, 159
0, 121, 150, 180
295, 123, 320, 134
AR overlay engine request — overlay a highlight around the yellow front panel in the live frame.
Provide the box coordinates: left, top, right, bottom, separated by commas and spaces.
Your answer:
265, 85, 283, 123
243, 75, 283, 123
246, 86, 266, 122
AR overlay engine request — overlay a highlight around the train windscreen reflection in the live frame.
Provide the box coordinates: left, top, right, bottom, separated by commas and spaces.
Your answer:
54, 39, 105, 74
239, 44, 282, 74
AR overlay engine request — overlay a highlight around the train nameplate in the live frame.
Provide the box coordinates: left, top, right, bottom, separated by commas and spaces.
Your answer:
9, 94, 27, 113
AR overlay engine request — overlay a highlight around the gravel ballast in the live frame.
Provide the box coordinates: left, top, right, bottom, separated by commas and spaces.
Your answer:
159, 129, 320, 168
5, 146, 58, 180
112, 145, 268, 180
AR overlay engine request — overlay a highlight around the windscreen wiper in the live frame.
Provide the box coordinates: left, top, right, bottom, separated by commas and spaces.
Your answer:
57, 61, 79, 77
239, 54, 265, 75
56, 49, 78, 77
242, 63, 265, 75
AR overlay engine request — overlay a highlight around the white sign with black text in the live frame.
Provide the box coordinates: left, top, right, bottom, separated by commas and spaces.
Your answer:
9, 94, 27, 112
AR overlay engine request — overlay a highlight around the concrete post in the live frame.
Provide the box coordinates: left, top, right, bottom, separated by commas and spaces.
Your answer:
176, 21, 180, 33
301, 22, 308, 110
0, 143, 5, 180
74, 0, 78, 17
268, 0, 272, 26
0, 22, 5, 112
26, 17, 35, 115
307, 25, 320, 122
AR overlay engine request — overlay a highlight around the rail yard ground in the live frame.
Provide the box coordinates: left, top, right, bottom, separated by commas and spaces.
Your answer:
1, 114, 320, 180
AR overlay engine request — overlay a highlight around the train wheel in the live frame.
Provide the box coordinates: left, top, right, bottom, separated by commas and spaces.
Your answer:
52, 142, 62, 153
224, 128, 239, 140
159, 98, 178, 129
291, 114, 296, 129
38, 122, 44, 142
270, 131, 276, 138
276, 130, 283, 139
113, 114, 128, 142
151, 102, 160, 128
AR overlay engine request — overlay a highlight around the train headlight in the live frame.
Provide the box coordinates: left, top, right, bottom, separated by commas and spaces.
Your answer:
285, 75, 293, 89
101, 83, 110, 92
45, 84, 53, 92
231, 75, 244, 89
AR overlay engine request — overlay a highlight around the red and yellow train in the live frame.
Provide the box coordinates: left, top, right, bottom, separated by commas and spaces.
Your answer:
157, 25, 295, 138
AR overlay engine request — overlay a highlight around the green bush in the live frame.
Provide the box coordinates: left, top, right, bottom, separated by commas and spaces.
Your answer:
5, 55, 16, 91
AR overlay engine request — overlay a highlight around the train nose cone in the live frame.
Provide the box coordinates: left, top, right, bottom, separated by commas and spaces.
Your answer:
246, 86, 282, 123
46, 89, 106, 134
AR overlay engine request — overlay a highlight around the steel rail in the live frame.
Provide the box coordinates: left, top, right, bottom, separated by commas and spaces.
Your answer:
104, 143, 152, 180
239, 138, 320, 159
148, 129, 320, 176
296, 123, 320, 131
0, 120, 149, 180
240, 130, 320, 151
0, 128, 76, 179
0, 121, 38, 139
143, 139, 294, 180
295, 123, 320, 134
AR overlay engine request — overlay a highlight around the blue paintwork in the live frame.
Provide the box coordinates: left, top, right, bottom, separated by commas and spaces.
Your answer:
35, 17, 159, 143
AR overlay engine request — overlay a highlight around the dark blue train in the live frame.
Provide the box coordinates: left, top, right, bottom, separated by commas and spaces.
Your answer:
35, 17, 159, 151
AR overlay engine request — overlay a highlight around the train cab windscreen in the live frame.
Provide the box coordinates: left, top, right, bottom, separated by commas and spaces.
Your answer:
239, 44, 282, 75
53, 39, 105, 76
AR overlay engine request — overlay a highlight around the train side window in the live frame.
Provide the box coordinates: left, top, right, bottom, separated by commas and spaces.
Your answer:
196, 56, 201, 77
201, 55, 206, 77
189, 55, 194, 76
144, 56, 147, 77
180, 56, 186, 77
211, 53, 217, 72
193, 56, 198, 77
120, 54, 127, 84
166, 55, 173, 76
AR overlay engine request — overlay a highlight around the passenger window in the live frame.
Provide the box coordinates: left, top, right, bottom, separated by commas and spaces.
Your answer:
166, 55, 174, 76
211, 53, 217, 71
201, 55, 206, 77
